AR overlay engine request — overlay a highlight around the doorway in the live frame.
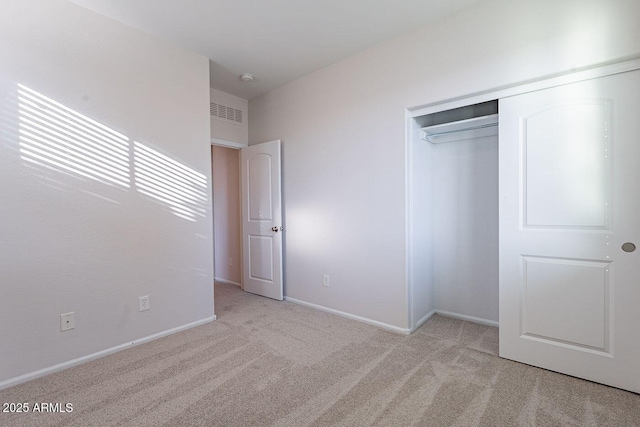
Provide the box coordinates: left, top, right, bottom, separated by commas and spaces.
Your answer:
211, 144, 242, 288
211, 140, 285, 300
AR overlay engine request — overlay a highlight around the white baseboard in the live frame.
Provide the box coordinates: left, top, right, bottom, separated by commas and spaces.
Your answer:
284, 297, 410, 335
435, 310, 498, 327
410, 309, 437, 333
0, 315, 216, 391
214, 277, 242, 287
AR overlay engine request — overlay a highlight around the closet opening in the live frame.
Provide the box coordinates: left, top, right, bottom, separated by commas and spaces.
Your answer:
407, 100, 499, 331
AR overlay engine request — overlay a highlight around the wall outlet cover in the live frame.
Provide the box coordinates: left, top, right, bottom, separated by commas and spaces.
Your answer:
60, 312, 75, 331
139, 295, 150, 312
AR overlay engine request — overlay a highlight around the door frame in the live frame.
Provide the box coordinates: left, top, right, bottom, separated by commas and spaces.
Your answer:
405, 57, 640, 332
211, 139, 247, 289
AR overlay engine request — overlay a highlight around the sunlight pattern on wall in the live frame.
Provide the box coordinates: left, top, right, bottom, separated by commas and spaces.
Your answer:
14, 83, 209, 222
17, 84, 130, 187
133, 141, 208, 222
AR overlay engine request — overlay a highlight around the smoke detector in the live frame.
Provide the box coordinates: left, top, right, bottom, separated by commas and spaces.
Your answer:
240, 73, 254, 82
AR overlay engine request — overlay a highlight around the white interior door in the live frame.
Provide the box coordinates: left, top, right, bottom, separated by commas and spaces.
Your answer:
499, 69, 640, 393
240, 140, 283, 300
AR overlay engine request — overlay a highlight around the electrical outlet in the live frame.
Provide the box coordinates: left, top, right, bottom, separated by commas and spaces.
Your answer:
139, 295, 150, 312
60, 312, 75, 331
323, 274, 330, 287
228, 257, 233, 267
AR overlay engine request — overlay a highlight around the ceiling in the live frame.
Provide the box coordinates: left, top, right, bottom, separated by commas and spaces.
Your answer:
69, 0, 481, 100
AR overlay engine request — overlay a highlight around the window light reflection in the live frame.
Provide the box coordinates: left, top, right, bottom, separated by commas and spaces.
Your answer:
134, 141, 207, 222
17, 84, 130, 188
16, 83, 209, 222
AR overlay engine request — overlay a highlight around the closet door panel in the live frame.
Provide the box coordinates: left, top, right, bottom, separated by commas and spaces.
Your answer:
523, 101, 610, 228
499, 69, 640, 394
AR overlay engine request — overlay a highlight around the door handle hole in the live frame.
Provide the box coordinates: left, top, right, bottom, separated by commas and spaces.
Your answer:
622, 242, 636, 253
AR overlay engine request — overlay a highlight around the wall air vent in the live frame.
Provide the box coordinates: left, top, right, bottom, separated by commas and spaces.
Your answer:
210, 102, 244, 125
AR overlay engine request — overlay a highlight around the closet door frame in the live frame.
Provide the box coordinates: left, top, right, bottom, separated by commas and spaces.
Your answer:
405, 58, 640, 332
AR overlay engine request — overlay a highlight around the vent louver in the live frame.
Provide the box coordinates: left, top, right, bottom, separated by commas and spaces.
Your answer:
210, 102, 243, 125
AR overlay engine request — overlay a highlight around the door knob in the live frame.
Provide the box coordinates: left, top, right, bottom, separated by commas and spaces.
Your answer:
622, 242, 636, 253
271, 226, 282, 233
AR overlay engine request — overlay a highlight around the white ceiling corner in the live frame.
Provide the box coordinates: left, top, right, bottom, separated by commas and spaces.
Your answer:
68, 0, 481, 100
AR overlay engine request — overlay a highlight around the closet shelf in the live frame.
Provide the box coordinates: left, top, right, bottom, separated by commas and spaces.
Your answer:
421, 114, 498, 144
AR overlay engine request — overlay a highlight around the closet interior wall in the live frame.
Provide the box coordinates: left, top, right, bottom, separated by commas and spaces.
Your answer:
431, 133, 498, 323
410, 102, 499, 328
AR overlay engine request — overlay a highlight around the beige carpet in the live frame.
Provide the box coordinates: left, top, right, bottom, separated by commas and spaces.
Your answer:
1, 282, 639, 426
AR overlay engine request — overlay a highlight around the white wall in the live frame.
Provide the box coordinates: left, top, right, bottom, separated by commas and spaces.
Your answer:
432, 136, 498, 323
249, 0, 640, 330
210, 88, 248, 145
0, 0, 213, 386
408, 119, 435, 330
212, 145, 242, 285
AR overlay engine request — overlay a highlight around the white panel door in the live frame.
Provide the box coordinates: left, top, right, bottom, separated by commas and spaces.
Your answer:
499, 70, 640, 393
240, 140, 283, 300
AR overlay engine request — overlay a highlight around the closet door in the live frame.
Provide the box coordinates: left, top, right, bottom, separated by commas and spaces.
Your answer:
499, 69, 640, 393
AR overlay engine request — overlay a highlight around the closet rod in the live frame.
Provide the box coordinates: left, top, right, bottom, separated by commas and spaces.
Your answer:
421, 114, 498, 144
